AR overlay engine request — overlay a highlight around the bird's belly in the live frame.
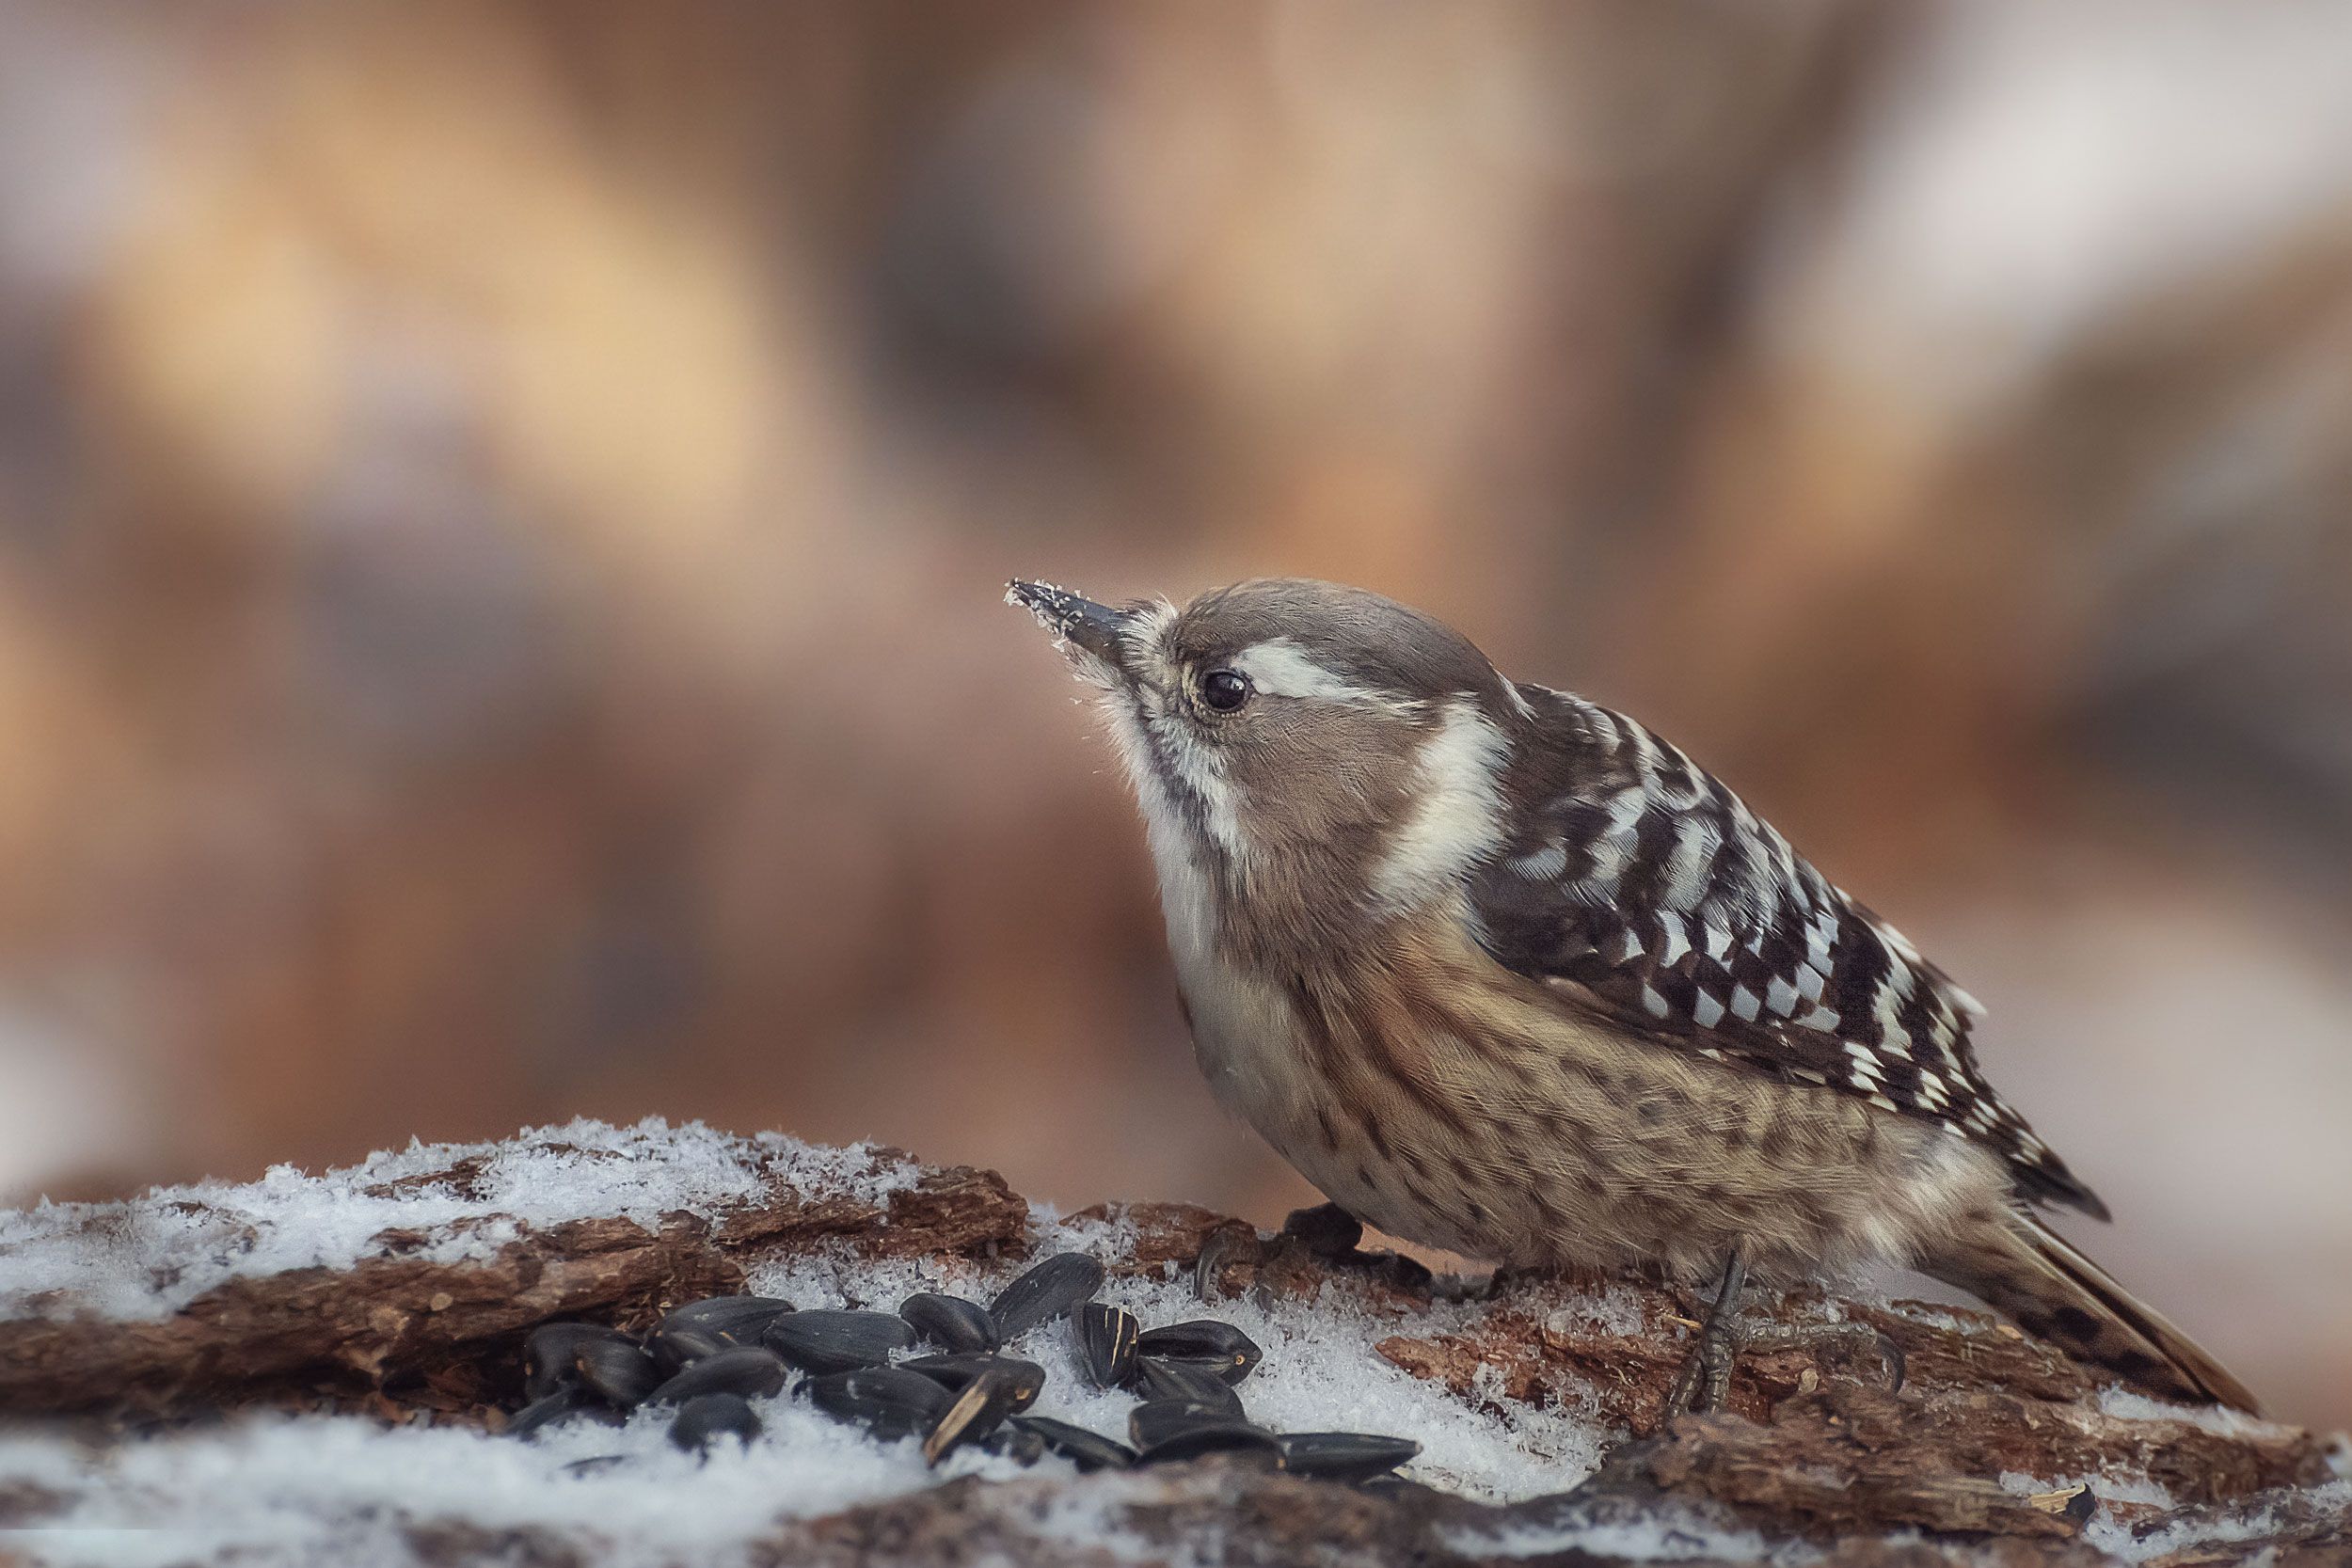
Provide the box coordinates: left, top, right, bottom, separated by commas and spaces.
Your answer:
1175, 957, 1327, 1150
1174, 952, 1539, 1259
1173, 946, 2006, 1282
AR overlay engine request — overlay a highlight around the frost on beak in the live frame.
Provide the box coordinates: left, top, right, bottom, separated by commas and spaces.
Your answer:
1007, 580, 1136, 688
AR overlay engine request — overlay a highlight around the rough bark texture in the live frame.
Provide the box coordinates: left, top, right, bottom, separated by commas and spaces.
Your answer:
0, 1152, 1026, 1421
3, 1148, 2345, 1565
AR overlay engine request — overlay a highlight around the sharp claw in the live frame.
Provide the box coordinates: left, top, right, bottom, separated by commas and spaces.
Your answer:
1662, 1249, 1748, 1419
1873, 1329, 1907, 1394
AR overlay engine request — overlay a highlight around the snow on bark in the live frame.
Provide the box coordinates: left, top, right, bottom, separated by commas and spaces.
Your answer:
0, 1120, 2344, 1567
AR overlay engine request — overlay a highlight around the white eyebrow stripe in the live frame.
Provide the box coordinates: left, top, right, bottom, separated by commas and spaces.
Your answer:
1226, 639, 1385, 703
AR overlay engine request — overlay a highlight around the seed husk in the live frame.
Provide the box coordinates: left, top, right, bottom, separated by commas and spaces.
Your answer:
898, 1292, 998, 1354
646, 1346, 788, 1405
763, 1309, 916, 1374
523, 1323, 634, 1401
1072, 1302, 1138, 1389
804, 1367, 952, 1441
1134, 1355, 1245, 1416
1274, 1432, 1421, 1482
987, 1253, 1104, 1339
1010, 1415, 1136, 1472
898, 1353, 1045, 1411
670, 1392, 763, 1453
920, 1366, 1025, 1465
1135, 1319, 1262, 1386
573, 1336, 665, 1408
1127, 1401, 1280, 1465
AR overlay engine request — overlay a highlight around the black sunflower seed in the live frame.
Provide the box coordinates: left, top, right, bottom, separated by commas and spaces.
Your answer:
987, 1253, 1104, 1340
1134, 1355, 1244, 1416
670, 1392, 763, 1453
982, 1421, 1047, 1465
1274, 1432, 1421, 1482
667, 1295, 795, 1333
1135, 1320, 1262, 1386
1137, 1425, 1284, 1467
507, 1386, 596, 1438
804, 1367, 953, 1441
523, 1323, 634, 1401
574, 1336, 665, 1408
650, 1323, 731, 1370
646, 1346, 788, 1405
651, 1297, 794, 1369
763, 1309, 915, 1374
898, 1292, 998, 1354
1126, 1398, 1233, 1451
898, 1353, 1045, 1411
1127, 1401, 1281, 1465
1011, 1415, 1136, 1472
1072, 1302, 1138, 1389
921, 1366, 1025, 1465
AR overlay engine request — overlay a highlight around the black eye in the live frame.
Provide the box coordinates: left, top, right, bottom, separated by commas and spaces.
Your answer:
1200, 670, 1251, 712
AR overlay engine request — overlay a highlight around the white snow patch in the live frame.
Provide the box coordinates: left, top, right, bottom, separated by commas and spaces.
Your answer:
1525, 1277, 1654, 1341
0, 1394, 1034, 1568
2092, 1386, 2300, 1440
1997, 1467, 2175, 1510
2082, 1480, 2352, 1564
0, 1117, 914, 1321
1439, 1509, 1799, 1563
1995, 1467, 2352, 1564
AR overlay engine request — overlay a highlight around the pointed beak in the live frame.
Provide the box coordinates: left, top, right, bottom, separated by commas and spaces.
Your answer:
1007, 579, 1136, 677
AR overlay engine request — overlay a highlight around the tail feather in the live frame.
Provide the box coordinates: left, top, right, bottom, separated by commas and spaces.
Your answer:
1928, 1211, 2259, 1414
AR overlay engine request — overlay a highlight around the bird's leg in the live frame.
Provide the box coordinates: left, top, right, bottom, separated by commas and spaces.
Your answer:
1662, 1248, 1747, 1418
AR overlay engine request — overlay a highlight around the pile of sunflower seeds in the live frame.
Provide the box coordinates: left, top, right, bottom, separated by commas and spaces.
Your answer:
511, 1252, 1419, 1481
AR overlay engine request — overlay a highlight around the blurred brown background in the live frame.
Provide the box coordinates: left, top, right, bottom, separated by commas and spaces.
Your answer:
0, 1, 2346, 1425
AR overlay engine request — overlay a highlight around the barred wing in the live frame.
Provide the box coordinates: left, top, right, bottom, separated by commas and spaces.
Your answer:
1472, 687, 2106, 1219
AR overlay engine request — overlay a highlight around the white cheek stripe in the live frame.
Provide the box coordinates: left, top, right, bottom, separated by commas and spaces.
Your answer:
1152, 707, 1247, 860
1369, 698, 1511, 912
1097, 605, 1249, 865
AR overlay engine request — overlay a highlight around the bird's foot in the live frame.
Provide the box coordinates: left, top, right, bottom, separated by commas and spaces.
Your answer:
1269, 1203, 1434, 1294
1279, 1202, 1364, 1260
1661, 1250, 1749, 1418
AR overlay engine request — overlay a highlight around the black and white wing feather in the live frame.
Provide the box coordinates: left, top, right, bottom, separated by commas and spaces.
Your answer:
1472, 685, 2107, 1220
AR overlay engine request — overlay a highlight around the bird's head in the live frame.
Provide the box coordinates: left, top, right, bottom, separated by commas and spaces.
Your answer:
1009, 578, 1529, 915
